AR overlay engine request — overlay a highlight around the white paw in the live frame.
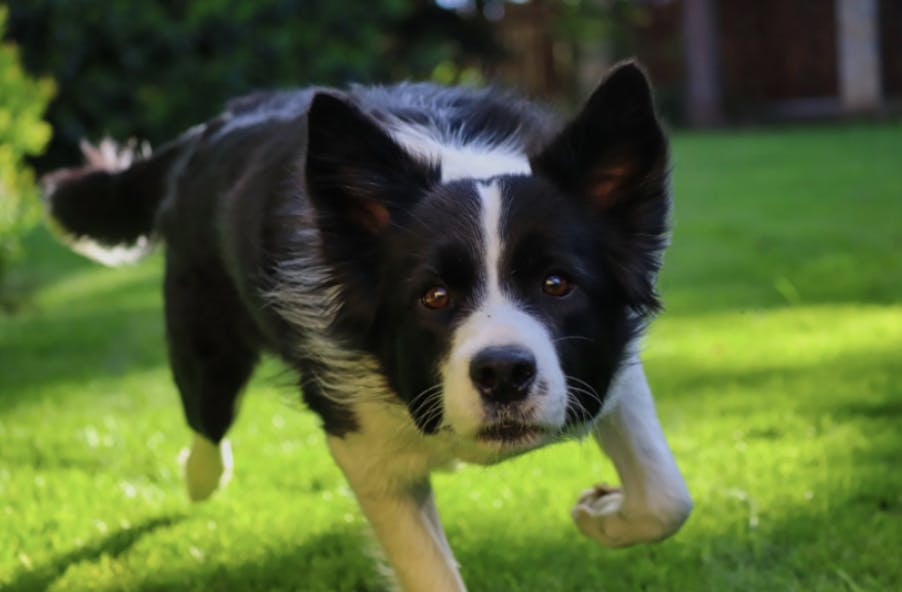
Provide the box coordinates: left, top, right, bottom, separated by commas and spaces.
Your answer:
571, 483, 691, 548
178, 434, 232, 502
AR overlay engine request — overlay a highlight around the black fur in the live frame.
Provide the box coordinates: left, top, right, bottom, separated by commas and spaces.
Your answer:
45, 62, 669, 447
45, 140, 184, 246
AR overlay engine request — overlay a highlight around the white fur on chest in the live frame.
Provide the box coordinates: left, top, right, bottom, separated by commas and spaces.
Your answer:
333, 400, 460, 494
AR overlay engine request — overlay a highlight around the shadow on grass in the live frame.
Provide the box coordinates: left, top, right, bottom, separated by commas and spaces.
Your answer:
0, 277, 167, 409
650, 345, 900, 408
101, 529, 384, 592
1, 227, 97, 313
838, 398, 902, 420
65, 492, 897, 592
6, 515, 185, 592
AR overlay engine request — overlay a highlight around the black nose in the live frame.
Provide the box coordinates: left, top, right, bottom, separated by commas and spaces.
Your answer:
469, 346, 537, 404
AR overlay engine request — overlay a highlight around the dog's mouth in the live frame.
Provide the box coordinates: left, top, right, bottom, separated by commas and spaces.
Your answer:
476, 421, 550, 444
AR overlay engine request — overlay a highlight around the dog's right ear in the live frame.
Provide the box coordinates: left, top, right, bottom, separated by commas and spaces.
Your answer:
531, 62, 670, 312
305, 93, 437, 236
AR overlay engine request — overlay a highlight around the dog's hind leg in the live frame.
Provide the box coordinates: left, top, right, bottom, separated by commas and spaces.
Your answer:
572, 357, 692, 547
164, 260, 260, 501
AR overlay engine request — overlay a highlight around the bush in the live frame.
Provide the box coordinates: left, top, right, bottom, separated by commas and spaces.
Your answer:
0, 5, 54, 292
6, 0, 501, 169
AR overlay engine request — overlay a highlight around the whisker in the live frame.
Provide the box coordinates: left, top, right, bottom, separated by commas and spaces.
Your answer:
382, 383, 446, 446
566, 375, 599, 391
419, 401, 445, 429
553, 335, 596, 345
409, 384, 443, 415
565, 374, 605, 426
566, 389, 593, 425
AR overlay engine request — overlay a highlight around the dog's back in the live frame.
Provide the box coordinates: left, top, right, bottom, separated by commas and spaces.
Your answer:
45, 82, 563, 343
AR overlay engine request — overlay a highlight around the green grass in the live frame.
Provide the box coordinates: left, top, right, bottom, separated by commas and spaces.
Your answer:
2, 122, 901, 591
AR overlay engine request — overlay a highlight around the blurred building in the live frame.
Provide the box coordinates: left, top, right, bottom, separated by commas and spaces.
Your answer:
637, 0, 898, 125
489, 0, 900, 126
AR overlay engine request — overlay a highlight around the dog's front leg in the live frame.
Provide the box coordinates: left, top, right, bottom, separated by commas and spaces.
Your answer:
328, 437, 465, 592
572, 358, 693, 547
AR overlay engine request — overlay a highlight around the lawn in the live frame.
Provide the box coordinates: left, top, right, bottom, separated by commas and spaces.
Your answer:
2, 122, 901, 591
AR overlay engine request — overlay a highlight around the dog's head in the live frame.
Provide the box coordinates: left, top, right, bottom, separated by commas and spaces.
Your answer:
304, 62, 669, 461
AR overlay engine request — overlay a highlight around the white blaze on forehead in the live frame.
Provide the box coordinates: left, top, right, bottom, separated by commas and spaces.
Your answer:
439, 180, 568, 436
477, 181, 505, 300
388, 124, 531, 182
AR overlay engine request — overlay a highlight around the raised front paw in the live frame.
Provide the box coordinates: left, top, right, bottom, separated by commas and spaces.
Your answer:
571, 483, 692, 548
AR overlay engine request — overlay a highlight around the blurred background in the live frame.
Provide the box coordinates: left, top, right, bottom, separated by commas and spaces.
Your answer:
5, 0, 901, 165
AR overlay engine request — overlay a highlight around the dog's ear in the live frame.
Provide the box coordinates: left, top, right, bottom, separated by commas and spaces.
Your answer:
303, 93, 438, 339
531, 61, 668, 209
305, 92, 437, 236
531, 61, 670, 312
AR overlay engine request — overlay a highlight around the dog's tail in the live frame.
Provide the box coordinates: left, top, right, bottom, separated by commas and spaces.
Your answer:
43, 137, 189, 266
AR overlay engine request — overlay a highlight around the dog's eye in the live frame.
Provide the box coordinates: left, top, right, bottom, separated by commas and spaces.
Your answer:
542, 274, 573, 297
421, 286, 450, 310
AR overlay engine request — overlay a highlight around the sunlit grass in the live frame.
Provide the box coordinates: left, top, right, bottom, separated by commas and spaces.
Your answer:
2, 122, 901, 591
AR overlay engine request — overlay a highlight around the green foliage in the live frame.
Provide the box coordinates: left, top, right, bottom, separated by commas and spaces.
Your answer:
0, 5, 54, 291
6, 0, 502, 167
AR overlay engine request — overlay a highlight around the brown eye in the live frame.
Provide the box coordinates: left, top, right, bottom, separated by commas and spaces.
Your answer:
421, 286, 450, 310
543, 274, 573, 297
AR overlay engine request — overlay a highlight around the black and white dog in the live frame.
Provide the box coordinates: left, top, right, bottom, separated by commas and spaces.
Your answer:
46, 61, 691, 591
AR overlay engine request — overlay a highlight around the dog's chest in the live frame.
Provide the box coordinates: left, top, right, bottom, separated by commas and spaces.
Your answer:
331, 400, 461, 492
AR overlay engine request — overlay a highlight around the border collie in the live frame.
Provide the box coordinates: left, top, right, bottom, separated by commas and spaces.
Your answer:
45, 61, 691, 591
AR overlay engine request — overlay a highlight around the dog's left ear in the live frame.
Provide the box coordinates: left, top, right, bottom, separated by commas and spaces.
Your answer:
305, 92, 437, 237
531, 61, 670, 311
